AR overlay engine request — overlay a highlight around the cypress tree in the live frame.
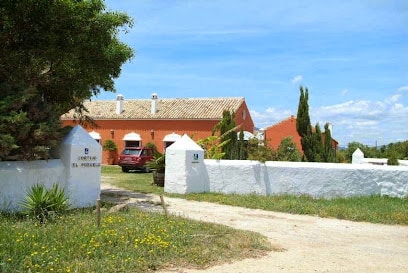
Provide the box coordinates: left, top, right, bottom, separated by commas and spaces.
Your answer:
312, 123, 323, 162
296, 86, 314, 161
296, 86, 310, 138
323, 123, 336, 162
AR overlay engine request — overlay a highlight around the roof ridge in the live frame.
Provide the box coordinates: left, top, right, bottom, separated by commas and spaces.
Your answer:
90, 97, 244, 102
62, 97, 246, 120
265, 115, 296, 129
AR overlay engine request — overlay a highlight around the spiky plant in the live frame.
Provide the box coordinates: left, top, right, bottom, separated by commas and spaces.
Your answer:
20, 184, 70, 223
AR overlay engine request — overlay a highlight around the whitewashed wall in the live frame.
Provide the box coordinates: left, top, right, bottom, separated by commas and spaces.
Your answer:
266, 161, 408, 198
165, 136, 408, 198
0, 160, 66, 211
0, 125, 101, 212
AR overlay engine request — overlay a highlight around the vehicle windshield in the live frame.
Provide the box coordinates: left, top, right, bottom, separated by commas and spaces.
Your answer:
121, 149, 142, 156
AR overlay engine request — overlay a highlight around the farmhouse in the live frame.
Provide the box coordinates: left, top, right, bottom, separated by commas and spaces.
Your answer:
263, 115, 339, 152
61, 93, 254, 164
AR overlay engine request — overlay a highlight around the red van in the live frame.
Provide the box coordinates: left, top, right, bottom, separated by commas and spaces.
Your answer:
118, 147, 154, 173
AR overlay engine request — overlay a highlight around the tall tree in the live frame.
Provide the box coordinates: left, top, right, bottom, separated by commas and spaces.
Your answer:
322, 123, 336, 162
311, 123, 323, 162
296, 86, 311, 139
0, 0, 133, 160
296, 86, 314, 161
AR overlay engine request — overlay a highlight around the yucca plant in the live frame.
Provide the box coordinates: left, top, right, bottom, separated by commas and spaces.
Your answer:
20, 184, 70, 223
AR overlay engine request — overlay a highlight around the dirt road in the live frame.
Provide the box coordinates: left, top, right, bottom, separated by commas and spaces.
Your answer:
157, 197, 408, 273
101, 184, 408, 273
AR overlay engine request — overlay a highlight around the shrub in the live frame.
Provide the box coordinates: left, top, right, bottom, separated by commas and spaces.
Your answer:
102, 139, 117, 151
387, 155, 399, 166
20, 184, 70, 223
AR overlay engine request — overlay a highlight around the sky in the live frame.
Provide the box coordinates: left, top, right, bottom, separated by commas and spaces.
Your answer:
97, 0, 408, 147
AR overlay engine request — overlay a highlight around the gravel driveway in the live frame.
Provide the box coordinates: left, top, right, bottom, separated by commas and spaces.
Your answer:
101, 184, 408, 273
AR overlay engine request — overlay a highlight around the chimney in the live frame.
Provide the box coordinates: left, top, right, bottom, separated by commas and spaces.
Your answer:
116, 94, 124, 114
327, 123, 333, 135
151, 93, 158, 114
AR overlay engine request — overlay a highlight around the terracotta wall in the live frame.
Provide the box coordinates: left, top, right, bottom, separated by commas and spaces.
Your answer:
264, 116, 302, 151
264, 116, 339, 153
234, 101, 255, 133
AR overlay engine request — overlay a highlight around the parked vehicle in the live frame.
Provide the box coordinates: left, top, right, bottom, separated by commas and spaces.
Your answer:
118, 147, 154, 172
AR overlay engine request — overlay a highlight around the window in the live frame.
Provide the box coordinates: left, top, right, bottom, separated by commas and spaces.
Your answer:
125, 140, 140, 147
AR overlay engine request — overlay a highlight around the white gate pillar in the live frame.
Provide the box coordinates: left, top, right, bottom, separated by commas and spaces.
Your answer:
164, 134, 209, 194
60, 125, 102, 208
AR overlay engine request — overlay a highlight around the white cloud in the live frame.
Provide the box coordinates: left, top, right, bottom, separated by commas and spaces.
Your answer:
397, 86, 408, 93
250, 107, 293, 129
291, 75, 303, 85
386, 94, 401, 103
310, 91, 408, 146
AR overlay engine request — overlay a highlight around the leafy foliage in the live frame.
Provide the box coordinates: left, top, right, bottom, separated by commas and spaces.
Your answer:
20, 184, 70, 223
0, 0, 133, 160
212, 110, 240, 159
146, 152, 166, 173
275, 137, 302, 161
247, 138, 276, 162
387, 155, 399, 166
102, 139, 118, 151
197, 135, 228, 159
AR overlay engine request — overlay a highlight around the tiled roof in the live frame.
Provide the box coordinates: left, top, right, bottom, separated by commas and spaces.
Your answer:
61, 97, 246, 120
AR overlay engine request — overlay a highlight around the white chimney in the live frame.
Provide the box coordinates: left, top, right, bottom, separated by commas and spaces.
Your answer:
151, 93, 158, 114
116, 94, 124, 114
327, 123, 333, 135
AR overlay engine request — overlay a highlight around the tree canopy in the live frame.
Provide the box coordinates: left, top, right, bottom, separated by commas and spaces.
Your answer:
0, 0, 133, 160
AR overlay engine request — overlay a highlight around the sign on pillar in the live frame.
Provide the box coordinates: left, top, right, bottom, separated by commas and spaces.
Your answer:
60, 125, 102, 208
165, 134, 209, 194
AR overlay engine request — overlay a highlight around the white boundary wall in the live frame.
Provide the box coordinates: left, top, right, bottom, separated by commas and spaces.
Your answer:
165, 136, 408, 198
0, 125, 101, 211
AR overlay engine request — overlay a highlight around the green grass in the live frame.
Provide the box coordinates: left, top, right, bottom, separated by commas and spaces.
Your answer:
102, 165, 164, 195
174, 193, 408, 225
0, 208, 271, 273
102, 165, 408, 225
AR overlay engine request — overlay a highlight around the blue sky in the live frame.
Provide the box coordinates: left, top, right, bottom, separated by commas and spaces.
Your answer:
98, 0, 408, 147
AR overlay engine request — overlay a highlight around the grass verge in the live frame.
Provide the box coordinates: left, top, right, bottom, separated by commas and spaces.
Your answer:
0, 208, 271, 273
102, 165, 164, 195
102, 165, 408, 225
